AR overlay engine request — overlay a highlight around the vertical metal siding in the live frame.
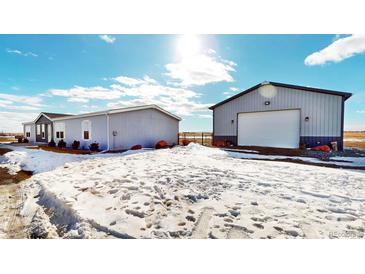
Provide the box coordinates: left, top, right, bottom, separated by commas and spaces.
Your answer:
109, 109, 179, 150
214, 86, 342, 137
54, 115, 108, 150
23, 124, 36, 142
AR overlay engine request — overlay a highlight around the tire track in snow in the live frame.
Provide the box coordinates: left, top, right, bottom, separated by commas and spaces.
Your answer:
191, 207, 214, 239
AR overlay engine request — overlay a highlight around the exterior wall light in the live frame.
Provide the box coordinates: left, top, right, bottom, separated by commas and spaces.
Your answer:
305, 116, 309, 122
264, 101, 270, 105
231, 119, 234, 124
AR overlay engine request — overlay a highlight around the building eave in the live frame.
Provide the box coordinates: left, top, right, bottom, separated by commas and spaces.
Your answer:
51, 105, 182, 122
209, 81, 353, 110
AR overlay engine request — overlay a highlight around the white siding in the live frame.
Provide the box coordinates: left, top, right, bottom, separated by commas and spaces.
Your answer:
214, 86, 343, 137
109, 108, 179, 150
53, 108, 179, 150
54, 122, 65, 140
55, 115, 108, 150
23, 124, 35, 142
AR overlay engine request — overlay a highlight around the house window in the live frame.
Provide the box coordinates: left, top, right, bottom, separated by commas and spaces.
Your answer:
41, 124, 45, 139
25, 125, 31, 138
37, 124, 41, 135
54, 122, 65, 139
56, 131, 64, 139
83, 131, 89, 140
81, 120, 91, 140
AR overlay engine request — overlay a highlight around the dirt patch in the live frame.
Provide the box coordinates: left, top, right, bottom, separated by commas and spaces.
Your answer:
260, 158, 365, 170
229, 146, 305, 156
0, 167, 32, 185
38, 145, 91, 155
0, 167, 32, 238
0, 148, 12, 156
224, 146, 365, 170
344, 131, 365, 151
0, 138, 17, 144
227, 145, 365, 159
345, 141, 365, 150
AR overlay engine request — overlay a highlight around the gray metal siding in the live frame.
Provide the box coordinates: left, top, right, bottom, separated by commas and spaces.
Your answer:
214, 86, 343, 137
54, 115, 108, 150
109, 109, 179, 150
35, 115, 52, 142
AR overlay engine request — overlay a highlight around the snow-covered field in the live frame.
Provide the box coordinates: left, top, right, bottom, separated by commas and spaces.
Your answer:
2, 143, 364, 239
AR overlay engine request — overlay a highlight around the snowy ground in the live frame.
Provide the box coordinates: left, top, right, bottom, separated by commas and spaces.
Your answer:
0, 144, 147, 175
2, 143, 364, 239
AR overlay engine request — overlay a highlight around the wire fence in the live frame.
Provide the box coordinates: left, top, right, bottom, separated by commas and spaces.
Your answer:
178, 132, 213, 146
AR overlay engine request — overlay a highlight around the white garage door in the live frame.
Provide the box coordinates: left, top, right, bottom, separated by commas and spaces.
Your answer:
237, 109, 300, 148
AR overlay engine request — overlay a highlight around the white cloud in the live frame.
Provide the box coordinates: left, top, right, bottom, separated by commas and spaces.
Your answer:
6, 48, 38, 57
107, 81, 210, 116
81, 104, 99, 109
230, 87, 240, 92
110, 83, 197, 99
165, 50, 236, 86
0, 111, 38, 132
99, 35, 116, 44
304, 34, 365, 66
356, 110, 365, 114
49, 75, 211, 117
68, 97, 90, 103
49, 86, 122, 100
107, 97, 210, 117
114, 75, 157, 86
0, 92, 42, 111
0, 102, 40, 111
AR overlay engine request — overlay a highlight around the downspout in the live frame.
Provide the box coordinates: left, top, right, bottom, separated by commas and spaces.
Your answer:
106, 113, 110, 151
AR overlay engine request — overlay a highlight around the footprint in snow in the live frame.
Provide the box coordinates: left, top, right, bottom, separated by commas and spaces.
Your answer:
253, 223, 264, 229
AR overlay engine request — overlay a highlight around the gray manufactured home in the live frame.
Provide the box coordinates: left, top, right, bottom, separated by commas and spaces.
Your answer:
23, 105, 180, 150
209, 81, 352, 150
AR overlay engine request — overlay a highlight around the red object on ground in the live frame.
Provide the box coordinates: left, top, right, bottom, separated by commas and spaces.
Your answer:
131, 144, 142, 150
213, 140, 226, 147
181, 139, 191, 146
311, 145, 331, 152
155, 140, 169, 149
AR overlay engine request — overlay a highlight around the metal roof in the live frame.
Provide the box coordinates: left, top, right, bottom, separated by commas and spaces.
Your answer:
51, 104, 182, 121
41, 112, 73, 119
209, 81, 353, 110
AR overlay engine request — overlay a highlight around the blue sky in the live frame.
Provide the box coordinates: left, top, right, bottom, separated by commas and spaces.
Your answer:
0, 34, 364, 132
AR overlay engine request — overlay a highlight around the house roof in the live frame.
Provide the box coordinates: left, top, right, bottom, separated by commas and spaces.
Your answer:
41, 112, 73, 119
209, 81, 353, 110
22, 112, 73, 125
32, 112, 73, 124
51, 104, 182, 121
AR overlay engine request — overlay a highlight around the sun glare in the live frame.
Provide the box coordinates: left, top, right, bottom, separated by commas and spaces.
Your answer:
177, 34, 201, 57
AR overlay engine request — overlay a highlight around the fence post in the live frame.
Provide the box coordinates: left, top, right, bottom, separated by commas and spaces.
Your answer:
202, 132, 204, 145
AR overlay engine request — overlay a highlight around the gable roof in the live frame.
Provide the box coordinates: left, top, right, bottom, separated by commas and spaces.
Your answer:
33, 112, 73, 123
209, 81, 353, 110
42, 112, 74, 119
51, 104, 182, 121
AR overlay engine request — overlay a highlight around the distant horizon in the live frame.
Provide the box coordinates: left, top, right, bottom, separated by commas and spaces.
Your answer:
1, 34, 365, 132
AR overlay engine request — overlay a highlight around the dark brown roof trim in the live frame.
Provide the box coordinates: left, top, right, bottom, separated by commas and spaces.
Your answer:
42, 112, 73, 119
209, 81, 353, 110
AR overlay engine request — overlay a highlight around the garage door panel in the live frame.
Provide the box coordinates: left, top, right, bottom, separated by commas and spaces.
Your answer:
237, 110, 300, 148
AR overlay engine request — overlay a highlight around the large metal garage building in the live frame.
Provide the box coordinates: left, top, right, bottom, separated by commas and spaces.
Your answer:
209, 81, 352, 150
